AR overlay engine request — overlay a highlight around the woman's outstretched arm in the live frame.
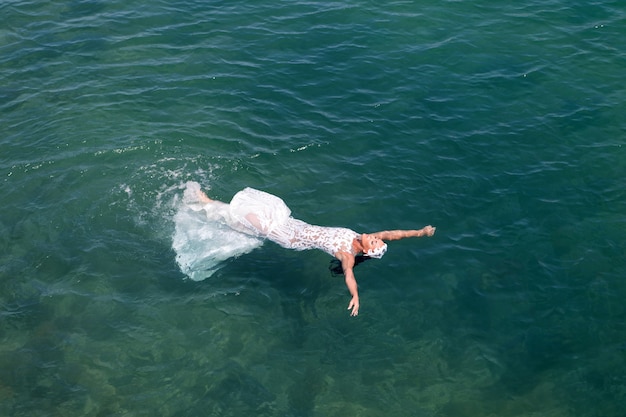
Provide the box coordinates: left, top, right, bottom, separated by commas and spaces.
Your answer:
370, 225, 436, 241
335, 251, 359, 316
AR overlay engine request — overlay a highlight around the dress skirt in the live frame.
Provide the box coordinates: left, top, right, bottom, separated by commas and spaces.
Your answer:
228, 187, 294, 246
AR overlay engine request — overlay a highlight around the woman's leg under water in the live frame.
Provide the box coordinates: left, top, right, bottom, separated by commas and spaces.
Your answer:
188, 184, 266, 239
198, 189, 217, 204
196, 190, 259, 237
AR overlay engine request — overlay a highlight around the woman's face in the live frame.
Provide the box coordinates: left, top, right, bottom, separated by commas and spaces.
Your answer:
362, 234, 384, 251
362, 234, 388, 258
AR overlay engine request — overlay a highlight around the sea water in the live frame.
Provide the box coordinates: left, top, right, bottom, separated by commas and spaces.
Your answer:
1, 0, 625, 416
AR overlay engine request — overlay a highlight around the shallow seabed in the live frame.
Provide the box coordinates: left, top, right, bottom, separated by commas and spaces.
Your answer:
1, 0, 626, 416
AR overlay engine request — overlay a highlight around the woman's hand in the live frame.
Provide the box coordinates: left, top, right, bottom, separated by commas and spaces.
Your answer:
421, 225, 436, 237
348, 295, 360, 316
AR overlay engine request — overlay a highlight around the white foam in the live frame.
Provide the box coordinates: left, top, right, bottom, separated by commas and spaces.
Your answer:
172, 181, 263, 281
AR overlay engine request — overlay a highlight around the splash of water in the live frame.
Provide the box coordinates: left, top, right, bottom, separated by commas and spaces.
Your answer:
172, 181, 263, 281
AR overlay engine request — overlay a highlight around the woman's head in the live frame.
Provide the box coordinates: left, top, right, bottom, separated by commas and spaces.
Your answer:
361, 234, 388, 259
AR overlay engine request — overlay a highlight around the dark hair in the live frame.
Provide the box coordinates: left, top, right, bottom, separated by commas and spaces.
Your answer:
328, 255, 373, 276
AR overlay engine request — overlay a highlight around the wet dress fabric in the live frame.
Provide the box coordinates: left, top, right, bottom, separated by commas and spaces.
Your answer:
224, 187, 359, 257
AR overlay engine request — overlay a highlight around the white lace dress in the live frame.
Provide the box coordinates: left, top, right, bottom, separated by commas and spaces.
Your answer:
223, 187, 359, 257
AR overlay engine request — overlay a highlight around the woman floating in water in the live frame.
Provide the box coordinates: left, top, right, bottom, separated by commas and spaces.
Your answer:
192, 185, 435, 316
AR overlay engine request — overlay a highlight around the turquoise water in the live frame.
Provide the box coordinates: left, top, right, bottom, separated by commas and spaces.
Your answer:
2, 0, 626, 415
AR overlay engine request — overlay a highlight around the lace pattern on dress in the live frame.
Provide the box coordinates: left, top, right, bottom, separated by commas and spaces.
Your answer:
270, 219, 359, 256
